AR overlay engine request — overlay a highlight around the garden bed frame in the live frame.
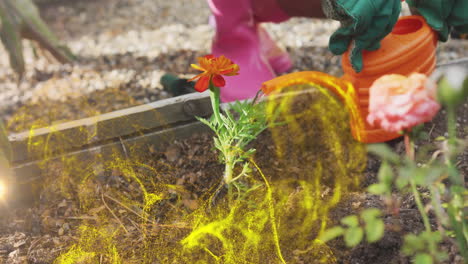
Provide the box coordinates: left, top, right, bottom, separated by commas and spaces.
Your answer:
7, 58, 468, 204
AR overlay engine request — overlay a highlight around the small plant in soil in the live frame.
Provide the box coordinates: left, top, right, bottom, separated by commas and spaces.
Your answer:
320, 70, 468, 263
189, 54, 270, 199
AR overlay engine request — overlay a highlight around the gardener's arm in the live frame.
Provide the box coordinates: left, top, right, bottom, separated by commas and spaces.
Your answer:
407, 0, 468, 42
275, 0, 402, 73
276, 0, 326, 18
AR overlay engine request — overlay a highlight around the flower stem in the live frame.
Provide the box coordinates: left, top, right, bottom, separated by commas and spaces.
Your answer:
447, 106, 456, 147
209, 83, 222, 125
405, 133, 435, 253
224, 155, 233, 184
429, 185, 447, 233
410, 180, 432, 232
404, 133, 414, 161
410, 179, 436, 254
404, 134, 430, 230
251, 89, 262, 105
224, 153, 235, 202
208, 82, 237, 202
446, 106, 462, 185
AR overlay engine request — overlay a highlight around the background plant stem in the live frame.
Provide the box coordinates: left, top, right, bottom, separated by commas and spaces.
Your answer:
446, 106, 463, 185
404, 133, 415, 161
405, 134, 435, 254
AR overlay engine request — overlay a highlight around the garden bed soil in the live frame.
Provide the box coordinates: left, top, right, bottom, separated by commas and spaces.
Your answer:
1, 89, 466, 264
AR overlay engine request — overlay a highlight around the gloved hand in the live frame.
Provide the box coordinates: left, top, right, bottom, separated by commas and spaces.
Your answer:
407, 0, 468, 42
322, 0, 402, 73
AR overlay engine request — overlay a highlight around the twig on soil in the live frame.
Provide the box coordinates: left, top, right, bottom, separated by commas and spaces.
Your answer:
141, 222, 191, 230
60, 216, 98, 221
428, 124, 436, 138
209, 181, 226, 207
103, 193, 150, 223
429, 150, 443, 164
101, 192, 129, 234
165, 200, 185, 215
51, 246, 68, 254
27, 237, 44, 257
126, 217, 142, 233
103, 193, 190, 229
120, 137, 129, 160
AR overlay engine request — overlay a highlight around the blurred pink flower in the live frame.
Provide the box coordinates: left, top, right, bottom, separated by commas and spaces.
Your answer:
367, 73, 440, 133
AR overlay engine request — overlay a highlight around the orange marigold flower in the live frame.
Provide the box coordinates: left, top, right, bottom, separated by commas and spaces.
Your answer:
188, 55, 240, 92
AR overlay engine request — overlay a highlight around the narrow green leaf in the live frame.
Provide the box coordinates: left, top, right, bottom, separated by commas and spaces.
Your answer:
367, 144, 400, 163
377, 161, 393, 185
0, 121, 12, 163
0, 3, 25, 77
13, 0, 74, 62
446, 204, 468, 260
318, 226, 345, 242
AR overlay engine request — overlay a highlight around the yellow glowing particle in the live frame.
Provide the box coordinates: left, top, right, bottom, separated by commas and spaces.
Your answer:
0, 180, 6, 200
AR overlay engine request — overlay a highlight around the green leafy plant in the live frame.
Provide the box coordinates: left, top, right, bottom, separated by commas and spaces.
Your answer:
319, 208, 385, 247
198, 86, 268, 193
0, 120, 12, 201
189, 54, 271, 199
321, 68, 468, 263
402, 231, 447, 264
0, 0, 74, 78
367, 143, 450, 262
367, 68, 468, 263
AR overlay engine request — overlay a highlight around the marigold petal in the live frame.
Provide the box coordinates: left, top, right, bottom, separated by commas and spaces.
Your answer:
212, 74, 226, 87
216, 55, 228, 63
191, 64, 206, 72
194, 76, 210, 92
222, 64, 240, 76
198, 56, 214, 69
219, 69, 232, 75
188, 71, 208, 82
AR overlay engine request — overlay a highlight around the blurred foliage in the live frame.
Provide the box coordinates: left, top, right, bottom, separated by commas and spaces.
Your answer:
0, 0, 74, 79
319, 208, 385, 247
0, 121, 10, 182
0, 121, 10, 164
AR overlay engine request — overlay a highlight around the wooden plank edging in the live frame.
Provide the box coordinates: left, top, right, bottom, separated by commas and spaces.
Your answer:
9, 92, 211, 165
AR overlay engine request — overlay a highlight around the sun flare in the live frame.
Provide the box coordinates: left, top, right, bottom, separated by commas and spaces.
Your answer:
0, 180, 6, 200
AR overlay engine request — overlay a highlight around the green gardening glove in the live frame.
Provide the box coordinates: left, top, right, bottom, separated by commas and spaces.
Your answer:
322, 0, 402, 73
407, 0, 468, 42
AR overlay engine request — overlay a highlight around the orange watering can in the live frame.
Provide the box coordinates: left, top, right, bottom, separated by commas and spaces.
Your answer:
262, 15, 438, 143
